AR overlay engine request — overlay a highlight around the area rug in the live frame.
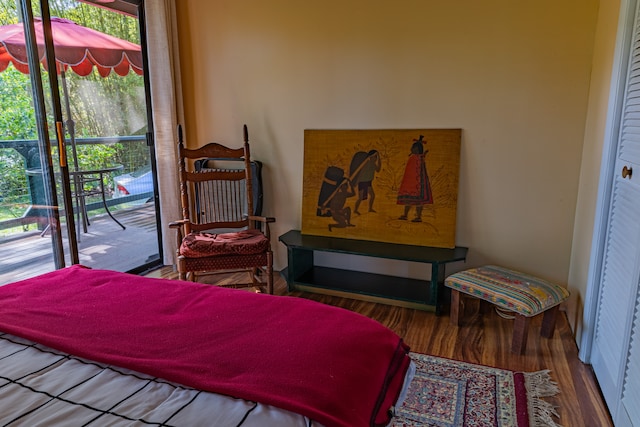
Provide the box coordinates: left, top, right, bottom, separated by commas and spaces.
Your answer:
392, 353, 561, 427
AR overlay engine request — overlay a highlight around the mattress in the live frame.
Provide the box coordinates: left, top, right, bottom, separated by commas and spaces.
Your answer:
0, 333, 319, 426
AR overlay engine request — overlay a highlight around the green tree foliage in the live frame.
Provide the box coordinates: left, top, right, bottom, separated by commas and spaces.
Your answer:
0, 68, 37, 140
0, 67, 36, 215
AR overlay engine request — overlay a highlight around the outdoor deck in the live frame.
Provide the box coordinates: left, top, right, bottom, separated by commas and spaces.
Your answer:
0, 203, 160, 285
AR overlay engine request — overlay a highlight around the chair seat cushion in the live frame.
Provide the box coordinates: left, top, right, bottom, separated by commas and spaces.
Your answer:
180, 229, 270, 258
444, 265, 569, 317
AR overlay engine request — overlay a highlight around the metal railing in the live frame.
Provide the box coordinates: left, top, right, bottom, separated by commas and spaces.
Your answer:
0, 135, 150, 236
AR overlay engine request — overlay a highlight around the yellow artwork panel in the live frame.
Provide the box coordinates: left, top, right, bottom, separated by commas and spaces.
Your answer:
301, 129, 461, 248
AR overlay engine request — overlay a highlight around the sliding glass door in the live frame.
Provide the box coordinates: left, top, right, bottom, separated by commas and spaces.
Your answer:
0, 0, 162, 284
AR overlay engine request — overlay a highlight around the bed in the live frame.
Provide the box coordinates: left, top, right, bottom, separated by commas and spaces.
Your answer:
0, 265, 414, 426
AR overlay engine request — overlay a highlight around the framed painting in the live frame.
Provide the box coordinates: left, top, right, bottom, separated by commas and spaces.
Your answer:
301, 129, 461, 248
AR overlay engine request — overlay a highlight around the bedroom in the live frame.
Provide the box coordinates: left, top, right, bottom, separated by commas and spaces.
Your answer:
136, 1, 635, 424
0, 0, 633, 425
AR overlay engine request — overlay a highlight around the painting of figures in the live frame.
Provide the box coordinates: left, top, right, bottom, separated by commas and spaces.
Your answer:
301, 129, 461, 248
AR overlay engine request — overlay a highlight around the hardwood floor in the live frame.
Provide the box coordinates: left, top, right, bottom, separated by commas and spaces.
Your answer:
152, 267, 613, 427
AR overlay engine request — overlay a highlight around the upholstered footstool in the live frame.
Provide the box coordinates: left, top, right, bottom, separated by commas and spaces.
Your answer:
445, 265, 570, 354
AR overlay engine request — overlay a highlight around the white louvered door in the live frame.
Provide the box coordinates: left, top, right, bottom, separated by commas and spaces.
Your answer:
591, 173, 640, 426
621, 286, 640, 426
591, 2, 640, 425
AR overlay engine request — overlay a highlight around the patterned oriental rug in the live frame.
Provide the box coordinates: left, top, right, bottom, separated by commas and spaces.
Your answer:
392, 353, 561, 427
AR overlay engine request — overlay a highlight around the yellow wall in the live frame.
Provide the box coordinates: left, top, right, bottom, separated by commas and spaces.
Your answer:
176, 1, 608, 332
568, 0, 620, 346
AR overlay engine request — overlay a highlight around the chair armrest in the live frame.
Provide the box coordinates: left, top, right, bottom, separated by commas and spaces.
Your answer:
168, 219, 189, 250
248, 215, 276, 223
248, 215, 275, 240
168, 219, 189, 228
168, 219, 188, 228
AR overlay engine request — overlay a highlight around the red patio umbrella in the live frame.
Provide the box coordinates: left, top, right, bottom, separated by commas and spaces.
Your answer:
0, 16, 142, 77
0, 17, 143, 170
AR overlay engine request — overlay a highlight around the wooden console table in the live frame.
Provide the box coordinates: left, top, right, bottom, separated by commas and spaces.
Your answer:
278, 230, 468, 314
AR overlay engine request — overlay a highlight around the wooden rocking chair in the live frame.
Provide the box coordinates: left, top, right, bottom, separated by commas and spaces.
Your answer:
169, 124, 275, 293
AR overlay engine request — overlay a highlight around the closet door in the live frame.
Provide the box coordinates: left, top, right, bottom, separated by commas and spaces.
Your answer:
590, 167, 640, 423
590, 1, 640, 424
620, 286, 640, 426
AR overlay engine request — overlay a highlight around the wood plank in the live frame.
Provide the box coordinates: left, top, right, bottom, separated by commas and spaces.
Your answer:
0, 203, 159, 285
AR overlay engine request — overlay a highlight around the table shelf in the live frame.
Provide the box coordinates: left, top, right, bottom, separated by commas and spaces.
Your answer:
278, 230, 468, 314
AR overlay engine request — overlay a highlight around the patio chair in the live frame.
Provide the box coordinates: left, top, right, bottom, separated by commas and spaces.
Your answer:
169, 124, 275, 293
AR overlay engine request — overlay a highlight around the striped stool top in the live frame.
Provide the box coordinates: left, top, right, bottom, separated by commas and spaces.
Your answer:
444, 265, 569, 317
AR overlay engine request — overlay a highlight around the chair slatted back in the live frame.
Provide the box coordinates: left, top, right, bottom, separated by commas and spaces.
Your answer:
177, 125, 254, 235
193, 167, 248, 226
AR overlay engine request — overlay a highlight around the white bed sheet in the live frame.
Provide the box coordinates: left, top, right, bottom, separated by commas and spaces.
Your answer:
0, 333, 317, 426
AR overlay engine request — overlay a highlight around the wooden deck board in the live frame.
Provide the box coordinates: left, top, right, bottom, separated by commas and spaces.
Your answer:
0, 203, 159, 285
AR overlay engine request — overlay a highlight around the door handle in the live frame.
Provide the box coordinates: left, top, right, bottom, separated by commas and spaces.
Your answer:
622, 165, 633, 179
56, 121, 67, 168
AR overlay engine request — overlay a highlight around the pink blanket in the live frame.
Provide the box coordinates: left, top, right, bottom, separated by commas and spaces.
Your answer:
0, 266, 410, 427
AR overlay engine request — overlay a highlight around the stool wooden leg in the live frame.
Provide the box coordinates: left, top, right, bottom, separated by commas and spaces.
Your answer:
540, 305, 559, 338
450, 290, 462, 326
512, 314, 530, 354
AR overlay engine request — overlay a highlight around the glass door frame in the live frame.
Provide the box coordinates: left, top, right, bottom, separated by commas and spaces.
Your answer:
135, 0, 164, 274
19, 0, 78, 267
